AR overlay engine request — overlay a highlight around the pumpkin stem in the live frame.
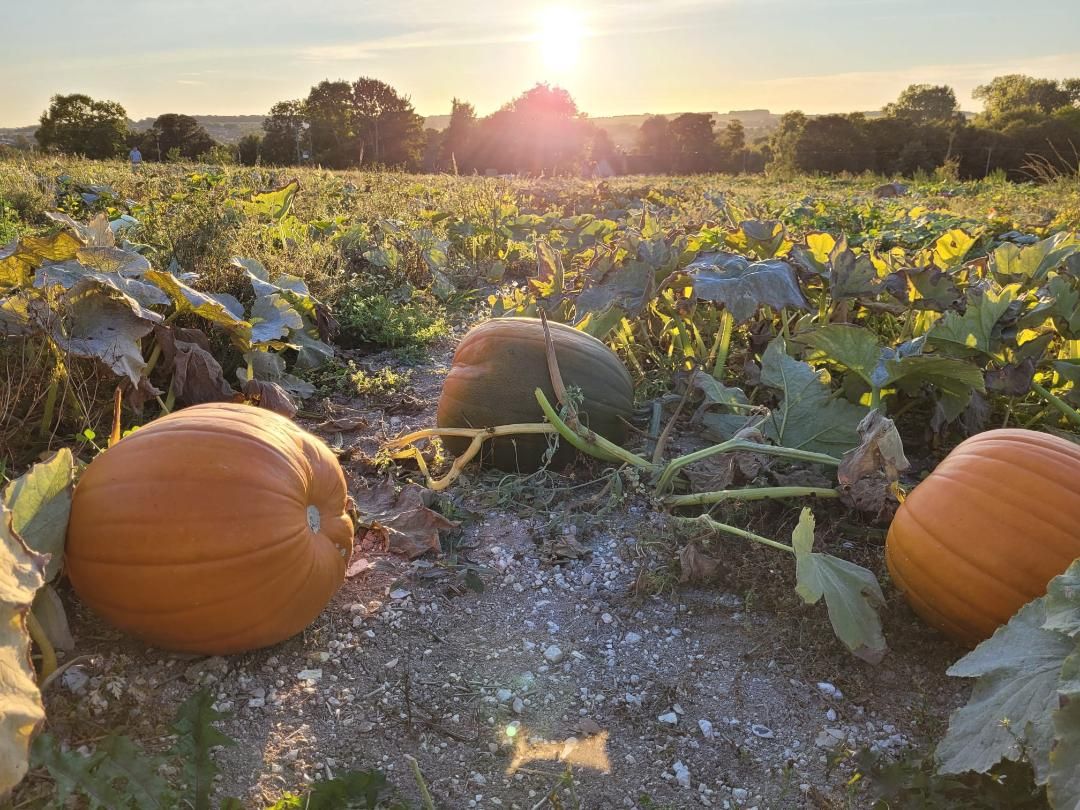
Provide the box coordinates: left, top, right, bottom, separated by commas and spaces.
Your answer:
686, 514, 796, 555
1031, 381, 1080, 428
535, 389, 653, 469
306, 505, 322, 533
109, 386, 123, 448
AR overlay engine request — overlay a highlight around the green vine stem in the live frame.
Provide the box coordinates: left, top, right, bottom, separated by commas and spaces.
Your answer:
665, 485, 839, 508
709, 309, 734, 381
654, 439, 841, 495
534, 389, 654, 469
38, 374, 61, 439
683, 513, 795, 555
1031, 381, 1080, 427
27, 609, 57, 679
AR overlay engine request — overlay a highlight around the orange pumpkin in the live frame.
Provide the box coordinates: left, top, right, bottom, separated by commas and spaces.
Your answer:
66, 402, 353, 655
886, 428, 1080, 645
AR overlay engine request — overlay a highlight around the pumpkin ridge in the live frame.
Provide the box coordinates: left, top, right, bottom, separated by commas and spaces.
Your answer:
887, 546, 976, 641
927, 467, 1080, 559
893, 507, 1025, 629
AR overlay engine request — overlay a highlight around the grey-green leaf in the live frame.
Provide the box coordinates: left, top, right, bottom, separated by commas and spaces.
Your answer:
1043, 559, 1080, 640
685, 252, 809, 324
938, 598, 1072, 782
791, 509, 887, 663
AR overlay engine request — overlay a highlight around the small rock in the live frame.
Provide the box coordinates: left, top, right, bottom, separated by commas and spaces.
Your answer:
389, 588, 410, 600
817, 682, 842, 699
62, 668, 90, 694
750, 724, 774, 739
815, 728, 846, 749
698, 719, 714, 739
577, 717, 602, 737
296, 668, 323, 682
496, 688, 513, 703
601, 613, 614, 624
826, 709, 837, 722
658, 712, 679, 725
673, 760, 691, 789
512, 697, 525, 714
543, 645, 565, 664
731, 787, 749, 802
624, 632, 642, 644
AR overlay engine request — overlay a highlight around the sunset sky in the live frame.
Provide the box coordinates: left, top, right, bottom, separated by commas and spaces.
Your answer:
3, 0, 1079, 126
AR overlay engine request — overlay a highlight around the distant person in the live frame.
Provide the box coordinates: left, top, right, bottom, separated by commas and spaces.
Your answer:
129, 146, 142, 169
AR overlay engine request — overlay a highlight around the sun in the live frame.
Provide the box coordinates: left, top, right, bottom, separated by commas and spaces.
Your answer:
537, 6, 585, 74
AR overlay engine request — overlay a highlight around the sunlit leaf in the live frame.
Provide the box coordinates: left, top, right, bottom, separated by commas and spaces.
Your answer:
928, 284, 1019, 357
685, 252, 809, 324
990, 232, 1080, 283
931, 228, 976, 270
145, 270, 251, 341
250, 294, 303, 343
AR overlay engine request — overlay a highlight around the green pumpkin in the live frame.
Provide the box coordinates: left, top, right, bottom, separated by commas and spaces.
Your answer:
436, 318, 635, 471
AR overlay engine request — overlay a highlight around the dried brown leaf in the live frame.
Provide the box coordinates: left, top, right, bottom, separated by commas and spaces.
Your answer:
172, 341, 235, 405
679, 543, 723, 584
241, 378, 298, 419
352, 479, 458, 560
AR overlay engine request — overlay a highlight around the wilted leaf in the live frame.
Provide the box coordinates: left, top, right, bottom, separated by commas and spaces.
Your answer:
679, 544, 722, 584
791, 508, 887, 663
45, 211, 115, 248
172, 340, 236, 405
0, 504, 48, 795
985, 358, 1036, 397
241, 378, 298, 418
35, 262, 171, 309
882, 266, 963, 311
685, 252, 809, 324
238, 351, 315, 399
2, 448, 74, 582
759, 338, 868, 455
530, 241, 565, 299
937, 598, 1071, 783
353, 479, 458, 559
838, 410, 908, 484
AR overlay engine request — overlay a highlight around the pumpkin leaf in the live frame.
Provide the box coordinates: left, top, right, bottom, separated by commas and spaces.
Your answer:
241, 378, 298, 419
989, 232, 1080, 282
937, 597, 1072, 783
684, 252, 809, 324
1044, 559, 1080, 639
353, 479, 458, 560
238, 179, 299, 222
76, 246, 151, 277
290, 327, 335, 370
931, 228, 976, 270
928, 284, 1019, 358
1048, 647, 1080, 810
171, 690, 236, 810
45, 211, 114, 248
791, 508, 887, 663
0, 504, 48, 796
2, 448, 74, 582
829, 247, 881, 300
144, 270, 251, 341
530, 240, 565, 299
250, 294, 303, 344
35, 262, 171, 309
55, 281, 160, 384
575, 261, 654, 317
171, 341, 235, 405
759, 338, 868, 455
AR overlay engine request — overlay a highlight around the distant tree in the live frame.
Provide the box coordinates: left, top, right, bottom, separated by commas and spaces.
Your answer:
637, 115, 674, 172
439, 98, 477, 172
237, 133, 262, 165
974, 75, 1073, 123
793, 114, 872, 174
883, 84, 962, 126
1065, 78, 1080, 105
139, 114, 216, 161
35, 93, 128, 158
472, 84, 591, 175
421, 128, 442, 172
306, 80, 358, 168
669, 113, 717, 171
352, 77, 426, 169
766, 111, 808, 171
587, 125, 618, 167
261, 100, 307, 165
718, 120, 745, 152
716, 120, 749, 173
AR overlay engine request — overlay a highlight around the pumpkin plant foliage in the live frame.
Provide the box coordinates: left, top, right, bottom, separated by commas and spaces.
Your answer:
937, 558, 1080, 809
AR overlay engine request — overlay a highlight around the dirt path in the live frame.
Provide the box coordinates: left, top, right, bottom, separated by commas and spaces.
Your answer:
41, 347, 969, 809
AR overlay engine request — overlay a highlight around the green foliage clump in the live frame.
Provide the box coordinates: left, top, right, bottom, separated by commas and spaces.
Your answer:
336, 285, 450, 361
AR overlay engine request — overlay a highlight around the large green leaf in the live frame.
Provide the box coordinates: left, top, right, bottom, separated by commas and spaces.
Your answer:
145, 270, 251, 341
0, 504, 48, 796
1049, 648, 1080, 810
2, 449, 74, 582
931, 228, 976, 270
830, 246, 881, 300
791, 508, 887, 663
1044, 559, 1080, 639
30, 735, 125, 809
1044, 275, 1080, 339
937, 598, 1072, 782
990, 232, 1080, 283
927, 284, 1019, 358
76, 246, 151, 277
35, 262, 171, 309
237, 179, 299, 222
576, 262, 654, 317
759, 338, 868, 455
685, 252, 809, 324
249, 294, 303, 344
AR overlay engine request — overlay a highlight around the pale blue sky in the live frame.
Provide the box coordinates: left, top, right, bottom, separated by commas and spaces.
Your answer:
3, 0, 1079, 125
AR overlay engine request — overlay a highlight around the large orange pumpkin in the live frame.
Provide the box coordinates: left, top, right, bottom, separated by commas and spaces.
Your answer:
436, 318, 635, 471
886, 428, 1080, 645
66, 402, 353, 655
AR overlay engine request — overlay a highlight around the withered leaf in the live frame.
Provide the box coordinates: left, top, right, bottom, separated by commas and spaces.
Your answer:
241, 378, 298, 418
352, 479, 458, 560
679, 544, 722, 584
172, 341, 235, 405
837, 410, 909, 488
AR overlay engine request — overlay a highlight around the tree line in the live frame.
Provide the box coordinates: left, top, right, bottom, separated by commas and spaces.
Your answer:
21, 74, 1080, 179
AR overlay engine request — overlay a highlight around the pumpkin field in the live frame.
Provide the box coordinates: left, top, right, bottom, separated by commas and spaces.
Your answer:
3, 156, 1080, 809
